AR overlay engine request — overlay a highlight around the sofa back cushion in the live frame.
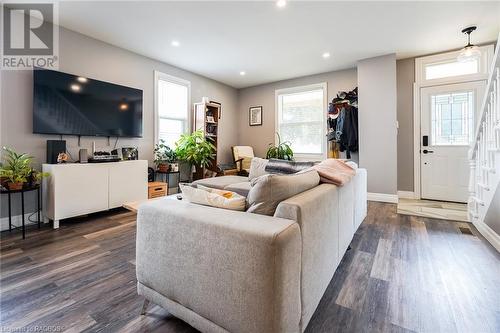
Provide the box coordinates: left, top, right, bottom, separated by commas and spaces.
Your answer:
246, 169, 320, 216
248, 157, 269, 181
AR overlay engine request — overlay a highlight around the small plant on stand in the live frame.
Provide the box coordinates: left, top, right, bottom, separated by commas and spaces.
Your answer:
0, 147, 48, 190
154, 139, 177, 172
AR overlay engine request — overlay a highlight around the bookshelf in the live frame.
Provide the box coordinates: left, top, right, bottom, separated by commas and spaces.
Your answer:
193, 101, 220, 173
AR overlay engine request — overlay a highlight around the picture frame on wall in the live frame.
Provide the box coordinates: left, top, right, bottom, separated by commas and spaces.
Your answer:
249, 106, 263, 126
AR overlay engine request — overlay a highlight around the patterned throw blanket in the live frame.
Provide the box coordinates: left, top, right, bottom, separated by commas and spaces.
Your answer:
264, 159, 315, 174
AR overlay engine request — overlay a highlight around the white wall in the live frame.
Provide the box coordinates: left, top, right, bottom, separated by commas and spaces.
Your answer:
358, 54, 398, 198
0, 27, 239, 221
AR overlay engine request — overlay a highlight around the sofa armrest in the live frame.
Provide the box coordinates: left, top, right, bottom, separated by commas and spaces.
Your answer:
136, 199, 301, 333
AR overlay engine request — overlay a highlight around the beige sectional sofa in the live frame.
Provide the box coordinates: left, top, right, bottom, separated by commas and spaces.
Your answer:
136, 168, 367, 333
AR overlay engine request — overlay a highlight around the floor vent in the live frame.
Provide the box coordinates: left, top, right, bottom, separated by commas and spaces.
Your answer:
459, 226, 474, 235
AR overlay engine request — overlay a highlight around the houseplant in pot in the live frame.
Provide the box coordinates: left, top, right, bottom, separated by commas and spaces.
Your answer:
27, 168, 50, 187
154, 139, 177, 172
0, 147, 34, 190
266, 132, 294, 161
175, 130, 216, 181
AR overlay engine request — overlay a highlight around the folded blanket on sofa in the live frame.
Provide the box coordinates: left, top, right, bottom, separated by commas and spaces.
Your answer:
312, 159, 355, 186
264, 158, 315, 174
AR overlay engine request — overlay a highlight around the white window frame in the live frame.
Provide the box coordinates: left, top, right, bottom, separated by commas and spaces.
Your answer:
275, 82, 328, 161
415, 45, 493, 87
154, 70, 191, 146
412, 45, 493, 199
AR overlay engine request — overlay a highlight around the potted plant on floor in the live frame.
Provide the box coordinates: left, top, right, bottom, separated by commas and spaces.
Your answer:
0, 147, 35, 190
266, 132, 294, 161
175, 130, 216, 181
154, 139, 177, 172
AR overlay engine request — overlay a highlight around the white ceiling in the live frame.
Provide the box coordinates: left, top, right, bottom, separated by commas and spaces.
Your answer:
58, 1, 500, 89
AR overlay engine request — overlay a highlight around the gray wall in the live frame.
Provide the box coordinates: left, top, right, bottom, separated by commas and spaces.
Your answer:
358, 54, 398, 196
0, 27, 238, 223
237, 69, 358, 160
396, 58, 415, 192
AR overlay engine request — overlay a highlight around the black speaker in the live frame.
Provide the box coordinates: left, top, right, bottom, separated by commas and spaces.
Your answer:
46, 140, 66, 164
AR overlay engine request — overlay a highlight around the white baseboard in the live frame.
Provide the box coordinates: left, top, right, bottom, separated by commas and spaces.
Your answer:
472, 219, 500, 253
367, 192, 399, 203
0, 212, 40, 231
398, 191, 415, 199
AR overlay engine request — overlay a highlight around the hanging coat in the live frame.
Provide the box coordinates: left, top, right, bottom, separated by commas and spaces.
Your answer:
339, 106, 358, 158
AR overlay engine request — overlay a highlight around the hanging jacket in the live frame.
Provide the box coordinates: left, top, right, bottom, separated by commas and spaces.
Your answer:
339, 106, 358, 158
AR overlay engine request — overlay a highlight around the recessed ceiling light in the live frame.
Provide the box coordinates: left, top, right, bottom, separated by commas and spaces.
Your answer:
76, 77, 88, 83
240, 71, 246, 76
70, 84, 81, 92
322, 52, 331, 59
171, 40, 180, 47
276, 0, 286, 8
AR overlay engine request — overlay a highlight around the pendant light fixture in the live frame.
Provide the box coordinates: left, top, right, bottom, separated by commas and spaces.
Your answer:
457, 26, 481, 62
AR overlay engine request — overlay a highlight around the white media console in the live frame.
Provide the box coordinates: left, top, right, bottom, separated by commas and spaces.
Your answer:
42, 160, 148, 228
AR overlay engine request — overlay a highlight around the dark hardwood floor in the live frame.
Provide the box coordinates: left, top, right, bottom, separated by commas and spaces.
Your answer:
1, 202, 499, 332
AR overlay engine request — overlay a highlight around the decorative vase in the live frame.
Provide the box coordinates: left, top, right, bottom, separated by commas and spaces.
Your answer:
158, 163, 170, 173
7, 182, 23, 190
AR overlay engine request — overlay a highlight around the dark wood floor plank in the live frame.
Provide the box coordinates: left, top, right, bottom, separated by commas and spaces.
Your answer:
1, 203, 499, 333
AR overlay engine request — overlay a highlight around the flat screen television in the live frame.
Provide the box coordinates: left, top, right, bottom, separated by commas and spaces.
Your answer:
33, 68, 143, 137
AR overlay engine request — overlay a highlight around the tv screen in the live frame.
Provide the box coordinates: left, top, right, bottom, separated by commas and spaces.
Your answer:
33, 68, 143, 137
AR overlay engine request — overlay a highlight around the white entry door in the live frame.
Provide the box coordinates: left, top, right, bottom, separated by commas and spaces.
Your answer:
420, 81, 485, 202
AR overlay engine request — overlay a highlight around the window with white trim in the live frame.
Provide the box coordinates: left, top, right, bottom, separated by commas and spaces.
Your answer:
425, 59, 479, 80
155, 72, 190, 148
276, 83, 326, 158
415, 45, 493, 86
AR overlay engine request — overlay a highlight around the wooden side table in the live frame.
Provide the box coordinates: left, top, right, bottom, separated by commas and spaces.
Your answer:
1, 184, 41, 239
148, 182, 167, 198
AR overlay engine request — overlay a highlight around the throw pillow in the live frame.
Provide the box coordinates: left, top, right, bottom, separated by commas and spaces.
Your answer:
264, 158, 315, 174
180, 184, 246, 211
246, 169, 320, 216
248, 157, 269, 180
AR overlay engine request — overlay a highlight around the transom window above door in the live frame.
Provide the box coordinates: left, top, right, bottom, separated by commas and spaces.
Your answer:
155, 71, 191, 148
425, 59, 478, 80
415, 45, 493, 86
275, 83, 327, 160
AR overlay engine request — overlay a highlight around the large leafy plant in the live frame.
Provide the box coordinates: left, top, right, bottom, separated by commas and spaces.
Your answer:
175, 130, 216, 169
266, 133, 294, 161
0, 147, 34, 184
153, 139, 177, 166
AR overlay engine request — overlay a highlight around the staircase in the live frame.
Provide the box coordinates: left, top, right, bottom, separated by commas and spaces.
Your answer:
468, 33, 500, 252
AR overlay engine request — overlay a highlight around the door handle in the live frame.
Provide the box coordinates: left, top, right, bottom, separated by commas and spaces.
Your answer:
422, 149, 434, 154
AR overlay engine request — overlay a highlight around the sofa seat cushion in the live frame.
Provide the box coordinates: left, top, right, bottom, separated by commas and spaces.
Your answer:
192, 175, 248, 190
224, 181, 252, 197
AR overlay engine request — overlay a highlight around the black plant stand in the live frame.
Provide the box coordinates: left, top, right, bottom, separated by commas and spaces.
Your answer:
155, 170, 181, 195
1, 184, 41, 239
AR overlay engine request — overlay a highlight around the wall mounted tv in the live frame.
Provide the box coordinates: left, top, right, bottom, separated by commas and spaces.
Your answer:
33, 68, 143, 137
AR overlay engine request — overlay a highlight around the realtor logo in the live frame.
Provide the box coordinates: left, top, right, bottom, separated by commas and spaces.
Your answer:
1, 2, 59, 69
